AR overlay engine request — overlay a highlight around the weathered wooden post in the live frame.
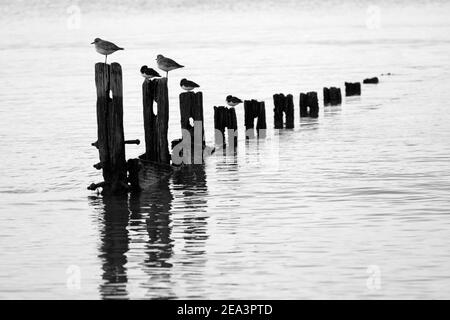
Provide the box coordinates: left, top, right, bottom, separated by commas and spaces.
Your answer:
323, 87, 342, 106
179, 91, 205, 165
245, 99, 267, 139
345, 82, 361, 96
90, 62, 128, 195
214, 106, 227, 146
227, 107, 238, 147
299, 91, 319, 118
363, 77, 379, 84
299, 93, 309, 117
142, 78, 170, 164
273, 93, 294, 129
214, 106, 238, 151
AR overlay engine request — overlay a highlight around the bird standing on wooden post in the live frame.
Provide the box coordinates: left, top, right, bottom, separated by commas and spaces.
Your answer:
156, 54, 184, 79
226, 95, 243, 107
180, 78, 200, 91
91, 38, 124, 64
140, 65, 161, 81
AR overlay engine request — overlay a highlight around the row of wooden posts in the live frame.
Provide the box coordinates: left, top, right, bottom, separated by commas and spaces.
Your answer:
88, 62, 378, 195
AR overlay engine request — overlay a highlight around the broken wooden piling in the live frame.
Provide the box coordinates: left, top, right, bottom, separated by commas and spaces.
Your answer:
299, 92, 319, 118
273, 94, 294, 129
345, 82, 361, 96
141, 78, 170, 164
177, 91, 205, 165
214, 106, 238, 149
244, 100, 267, 138
323, 87, 342, 106
92, 62, 128, 195
363, 77, 379, 84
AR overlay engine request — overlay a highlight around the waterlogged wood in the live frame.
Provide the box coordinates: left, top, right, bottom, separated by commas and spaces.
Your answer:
142, 79, 157, 161
345, 82, 361, 96
299, 91, 319, 118
307, 92, 319, 118
273, 93, 294, 129
244, 99, 266, 138
285, 94, 294, 129
179, 91, 205, 164
142, 78, 170, 164
94, 62, 127, 195
127, 158, 141, 192
156, 78, 170, 164
363, 77, 379, 84
214, 106, 238, 149
323, 87, 342, 106
299, 93, 308, 117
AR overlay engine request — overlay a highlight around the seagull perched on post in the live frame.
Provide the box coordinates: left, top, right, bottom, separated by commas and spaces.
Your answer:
140, 65, 161, 81
91, 38, 124, 64
226, 95, 243, 107
156, 54, 184, 79
180, 78, 200, 91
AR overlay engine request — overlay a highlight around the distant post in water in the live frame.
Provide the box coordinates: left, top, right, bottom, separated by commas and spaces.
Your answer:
244, 99, 267, 139
178, 91, 205, 164
142, 78, 170, 164
345, 82, 361, 96
92, 62, 127, 194
214, 106, 238, 152
273, 93, 294, 129
363, 77, 379, 84
323, 87, 342, 106
299, 91, 319, 118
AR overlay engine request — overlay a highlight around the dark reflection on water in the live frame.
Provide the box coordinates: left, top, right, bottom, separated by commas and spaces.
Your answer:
89, 194, 131, 300
88, 165, 209, 299
173, 166, 209, 263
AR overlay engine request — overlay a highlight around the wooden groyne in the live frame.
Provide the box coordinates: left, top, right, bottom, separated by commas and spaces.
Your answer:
273, 94, 294, 129
88, 59, 384, 195
244, 99, 267, 138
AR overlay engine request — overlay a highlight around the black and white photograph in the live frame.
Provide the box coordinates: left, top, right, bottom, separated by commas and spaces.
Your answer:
0, 0, 449, 304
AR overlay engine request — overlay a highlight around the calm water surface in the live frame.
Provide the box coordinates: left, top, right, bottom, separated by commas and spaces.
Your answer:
1, 0, 450, 299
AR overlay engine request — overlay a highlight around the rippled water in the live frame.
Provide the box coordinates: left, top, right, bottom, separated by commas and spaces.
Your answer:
1, 0, 450, 299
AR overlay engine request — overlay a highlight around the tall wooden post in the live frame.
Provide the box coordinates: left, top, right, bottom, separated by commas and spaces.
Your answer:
93, 63, 127, 195
142, 78, 170, 164
179, 91, 205, 164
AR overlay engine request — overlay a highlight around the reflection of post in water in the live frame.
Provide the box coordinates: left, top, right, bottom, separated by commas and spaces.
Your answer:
129, 179, 176, 299
173, 166, 209, 261
90, 194, 130, 300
